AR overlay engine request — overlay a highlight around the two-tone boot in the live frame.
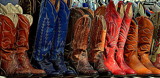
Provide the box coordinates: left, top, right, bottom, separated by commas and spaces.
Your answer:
0, 14, 18, 76
89, 15, 112, 76
70, 15, 98, 76
15, 14, 46, 76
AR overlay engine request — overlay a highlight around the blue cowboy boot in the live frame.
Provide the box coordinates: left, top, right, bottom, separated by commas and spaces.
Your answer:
50, 0, 76, 76
33, 0, 62, 76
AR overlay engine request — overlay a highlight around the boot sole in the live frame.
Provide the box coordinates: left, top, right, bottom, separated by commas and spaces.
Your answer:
29, 73, 47, 78
6, 73, 32, 78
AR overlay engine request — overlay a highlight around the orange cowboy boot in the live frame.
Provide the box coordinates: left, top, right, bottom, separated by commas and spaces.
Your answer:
136, 16, 160, 74
15, 14, 45, 75
124, 19, 152, 75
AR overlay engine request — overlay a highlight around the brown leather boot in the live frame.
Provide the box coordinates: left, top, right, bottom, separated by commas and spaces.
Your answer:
94, 6, 106, 16
70, 15, 98, 76
124, 19, 152, 75
65, 8, 85, 58
0, 14, 17, 76
15, 14, 45, 75
89, 15, 112, 75
136, 16, 160, 74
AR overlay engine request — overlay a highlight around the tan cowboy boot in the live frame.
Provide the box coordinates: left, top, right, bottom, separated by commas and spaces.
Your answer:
136, 16, 160, 74
0, 14, 18, 75
15, 14, 45, 75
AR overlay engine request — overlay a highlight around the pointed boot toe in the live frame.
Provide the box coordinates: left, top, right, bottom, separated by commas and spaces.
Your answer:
113, 70, 126, 75
124, 69, 136, 75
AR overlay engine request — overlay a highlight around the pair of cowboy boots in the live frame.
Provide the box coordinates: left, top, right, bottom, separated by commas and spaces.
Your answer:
103, 1, 126, 75
125, 16, 160, 75
0, 14, 45, 76
33, 0, 76, 76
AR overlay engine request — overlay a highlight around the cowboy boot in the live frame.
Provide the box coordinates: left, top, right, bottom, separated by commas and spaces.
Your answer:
65, 8, 85, 58
15, 14, 45, 75
124, 19, 152, 75
150, 12, 160, 69
116, 2, 136, 75
70, 15, 98, 76
89, 15, 112, 76
33, 0, 62, 76
0, 14, 17, 76
136, 16, 160, 74
104, 0, 126, 75
50, 0, 76, 76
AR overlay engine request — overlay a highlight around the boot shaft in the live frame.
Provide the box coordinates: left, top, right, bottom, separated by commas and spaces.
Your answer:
0, 14, 16, 53
16, 14, 30, 54
72, 15, 91, 50
90, 15, 106, 53
124, 19, 138, 57
136, 16, 154, 55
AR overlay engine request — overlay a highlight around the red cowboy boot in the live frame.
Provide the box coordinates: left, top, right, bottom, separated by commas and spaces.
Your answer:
124, 19, 152, 75
0, 14, 17, 75
89, 15, 112, 75
104, 0, 126, 75
116, 2, 136, 75
136, 16, 160, 74
15, 14, 45, 75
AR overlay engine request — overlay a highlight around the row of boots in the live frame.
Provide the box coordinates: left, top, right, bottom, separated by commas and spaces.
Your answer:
65, 0, 160, 76
0, 14, 45, 76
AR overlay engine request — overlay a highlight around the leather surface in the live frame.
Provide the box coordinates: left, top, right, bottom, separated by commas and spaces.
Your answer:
104, 1, 125, 75
116, 2, 136, 74
124, 19, 152, 75
70, 15, 98, 75
0, 15, 17, 75
136, 16, 160, 74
